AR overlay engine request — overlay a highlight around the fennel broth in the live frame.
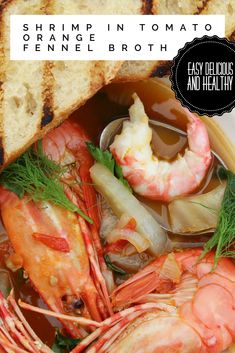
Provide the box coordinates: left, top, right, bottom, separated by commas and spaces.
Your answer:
0, 78, 223, 344
72, 78, 222, 230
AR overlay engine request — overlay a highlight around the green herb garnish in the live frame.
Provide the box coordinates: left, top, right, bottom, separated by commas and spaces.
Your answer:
0, 141, 92, 223
86, 142, 115, 173
104, 254, 127, 275
201, 166, 235, 268
52, 330, 80, 352
86, 142, 132, 193
6, 287, 11, 296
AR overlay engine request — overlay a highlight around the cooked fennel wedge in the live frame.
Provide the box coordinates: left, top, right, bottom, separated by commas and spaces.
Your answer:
169, 183, 226, 234
90, 163, 169, 256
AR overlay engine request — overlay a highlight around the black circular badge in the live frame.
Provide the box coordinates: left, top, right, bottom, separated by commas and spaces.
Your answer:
170, 36, 235, 117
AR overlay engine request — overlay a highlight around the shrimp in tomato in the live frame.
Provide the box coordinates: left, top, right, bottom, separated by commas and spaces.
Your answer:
110, 94, 212, 202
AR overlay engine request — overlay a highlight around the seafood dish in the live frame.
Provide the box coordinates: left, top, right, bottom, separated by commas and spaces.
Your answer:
0, 78, 235, 353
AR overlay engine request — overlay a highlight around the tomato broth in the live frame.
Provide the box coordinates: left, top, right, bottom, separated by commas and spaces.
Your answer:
0, 78, 223, 346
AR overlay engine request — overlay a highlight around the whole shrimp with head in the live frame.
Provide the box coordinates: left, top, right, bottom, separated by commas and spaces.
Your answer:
0, 119, 113, 339
1, 249, 235, 353
110, 94, 212, 202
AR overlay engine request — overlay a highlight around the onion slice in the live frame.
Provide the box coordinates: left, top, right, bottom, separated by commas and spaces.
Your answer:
108, 228, 149, 253
90, 163, 169, 255
169, 183, 226, 234
106, 214, 149, 253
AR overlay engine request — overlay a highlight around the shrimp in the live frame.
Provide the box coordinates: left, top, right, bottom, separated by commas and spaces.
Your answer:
0, 290, 174, 353
108, 249, 235, 353
110, 94, 212, 201
42, 120, 114, 294
1, 249, 235, 353
72, 248, 235, 353
0, 119, 113, 338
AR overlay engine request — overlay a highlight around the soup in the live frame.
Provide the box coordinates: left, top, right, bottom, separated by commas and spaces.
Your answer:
0, 80, 232, 346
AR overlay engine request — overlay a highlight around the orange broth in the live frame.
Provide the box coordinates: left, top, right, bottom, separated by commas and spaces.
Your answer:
0, 78, 222, 346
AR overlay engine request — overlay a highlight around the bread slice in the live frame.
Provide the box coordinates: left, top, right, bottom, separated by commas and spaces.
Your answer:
199, 0, 235, 38
114, 61, 171, 82
1, 0, 233, 166
153, 0, 235, 36
116, 0, 234, 82
0, 0, 146, 168
152, 0, 203, 15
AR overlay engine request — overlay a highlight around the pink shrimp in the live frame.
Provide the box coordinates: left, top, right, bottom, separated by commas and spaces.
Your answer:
0, 119, 113, 338
1, 249, 235, 353
110, 94, 212, 202
101, 248, 235, 353
42, 119, 114, 294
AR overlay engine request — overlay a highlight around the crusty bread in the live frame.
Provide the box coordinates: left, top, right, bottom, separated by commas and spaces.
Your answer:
0, 0, 147, 168
152, 0, 203, 15
199, 0, 235, 38
114, 61, 171, 82
116, 0, 234, 82
153, 0, 235, 36
1, 0, 234, 167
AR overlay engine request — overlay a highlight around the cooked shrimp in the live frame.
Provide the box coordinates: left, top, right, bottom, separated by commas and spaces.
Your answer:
0, 190, 105, 338
1, 249, 235, 353
74, 249, 235, 353
0, 119, 113, 338
42, 119, 114, 295
110, 94, 212, 201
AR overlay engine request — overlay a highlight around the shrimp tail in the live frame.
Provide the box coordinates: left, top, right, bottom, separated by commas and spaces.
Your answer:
110, 94, 212, 201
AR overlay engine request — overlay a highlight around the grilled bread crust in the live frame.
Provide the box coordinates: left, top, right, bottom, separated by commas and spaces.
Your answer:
114, 61, 172, 82
1, 0, 234, 168
153, 0, 235, 36
0, 0, 150, 168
